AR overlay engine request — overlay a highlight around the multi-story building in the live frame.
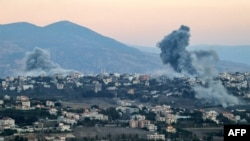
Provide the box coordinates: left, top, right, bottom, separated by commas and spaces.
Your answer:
0, 117, 15, 129
129, 120, 138, 128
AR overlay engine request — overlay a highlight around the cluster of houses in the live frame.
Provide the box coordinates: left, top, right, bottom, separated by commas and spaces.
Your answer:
0, 72, 250, 140
219, 72, 250, 96
0, 72, 250, 99
0, 93, 249, 140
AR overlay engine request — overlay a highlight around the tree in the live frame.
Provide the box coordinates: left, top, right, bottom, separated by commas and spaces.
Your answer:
145, 111, 156, 121
100, 107, 120, 120
0, 129, 17, 136
14, 136, 28, 141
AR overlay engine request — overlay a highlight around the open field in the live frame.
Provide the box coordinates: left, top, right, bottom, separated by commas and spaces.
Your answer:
61, 98, 118, 109
184, 127, 224, 141
73, 126, 151, 139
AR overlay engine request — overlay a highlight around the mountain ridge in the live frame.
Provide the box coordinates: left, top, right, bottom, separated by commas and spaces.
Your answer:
0, 20, 162, 76
0, 20, 249, 77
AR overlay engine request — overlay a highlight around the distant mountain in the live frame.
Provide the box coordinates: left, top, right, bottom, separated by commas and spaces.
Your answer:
188, 45, 250, 65
0, 21, 163, 76
135, 45, 250, 73
0, 20, 249, 77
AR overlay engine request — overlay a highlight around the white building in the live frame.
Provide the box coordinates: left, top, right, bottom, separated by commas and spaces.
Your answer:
0, 99, 3, 105
49, 108, 58, 115
147, 133, 165, 141
166, 114, 177, 124
57, 83, 64, 89
203, 110, 219, 124
21, 100, 31, 110
57, 116, 77, 125
0, 117, 15, 129
46, 101, 55, 107
57, 123, 71, 131
166, 125, 177, 133
81, 111, 108, 121
147, 124, 157, 132
17, 95, 29, 101
23, 84, 34, 90
130, 114, 146, 120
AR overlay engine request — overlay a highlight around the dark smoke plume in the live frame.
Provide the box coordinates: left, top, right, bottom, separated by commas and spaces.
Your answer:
25, 47, 59, 72
157, 25, 239, 107
158, 25, 196, 75
23, 47, 78, 76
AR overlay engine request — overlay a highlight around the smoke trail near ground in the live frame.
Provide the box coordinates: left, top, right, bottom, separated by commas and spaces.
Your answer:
23, 47, 78, 76
25, 47, 59, 72
157, 25, 239, 107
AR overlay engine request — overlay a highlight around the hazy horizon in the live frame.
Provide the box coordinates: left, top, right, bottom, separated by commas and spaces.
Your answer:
1, 0, 250, 47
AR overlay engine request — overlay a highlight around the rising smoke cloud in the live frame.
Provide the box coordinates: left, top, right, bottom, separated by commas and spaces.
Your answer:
23, 47, 79, 76
157, 25, 239, 107
158, 25, 196, 75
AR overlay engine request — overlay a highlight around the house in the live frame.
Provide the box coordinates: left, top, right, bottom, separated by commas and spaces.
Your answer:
57, 116, 77, 125
75, 82, 83, 87
138, 120, 150, 128
57, 123, 71, 131
203, 110, 219, 124
16, 96, 31, 110
6, 77, 14, 82
17, 86, 22, 92
156, 116, 166, 122
116, 106, 139, 115
81, 111, 108, 121
0, 99, 3, 105
103, 78, 112, 85
17, 95, 29, 101
44, 84, 51, 88
125, 107, 139, 115
166, 114, 177, 124
117, 100, 132, 106
49, 108, 58, 115
147, 133, 165, 141
4, 95, 10, 100
21, 100, 31, 110
63, 112, 80, 120
123, 82, 131, 86
132, 79, 140, 84
147, 124, 157, 132
139, 74, 148, 81
222, 112, 236, 122
0, 117, 15, 129
127, 89, 135, 95
166, 125, 177, 133
56, 83, 64, 89
46, 101, 55, 107
1, 81, 7, 88
106, 86, 117, 91
129, 120, 138, 128
130, 114, 145, 120
9, 86, 16, 91
23, 84, 34, 90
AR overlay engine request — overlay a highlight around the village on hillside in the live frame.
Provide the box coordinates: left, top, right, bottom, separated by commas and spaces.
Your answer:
0, 72, 250, 141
